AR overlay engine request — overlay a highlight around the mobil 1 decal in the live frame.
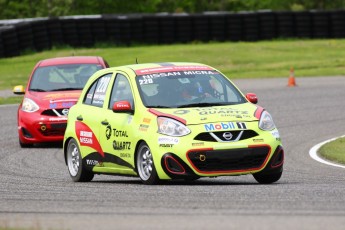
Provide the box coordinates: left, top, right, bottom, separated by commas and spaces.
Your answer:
204, 122, 246, 131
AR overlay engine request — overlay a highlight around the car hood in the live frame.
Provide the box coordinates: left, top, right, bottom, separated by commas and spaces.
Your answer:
27, 90, 82, 109
150, 103, 261, 125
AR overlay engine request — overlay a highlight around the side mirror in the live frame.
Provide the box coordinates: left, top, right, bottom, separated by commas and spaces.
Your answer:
13, 85, 25, 95
112, 100, 133, 114
245, 93, 258, 104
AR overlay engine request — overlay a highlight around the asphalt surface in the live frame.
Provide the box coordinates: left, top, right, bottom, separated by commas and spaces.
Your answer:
1, 76, 345, 230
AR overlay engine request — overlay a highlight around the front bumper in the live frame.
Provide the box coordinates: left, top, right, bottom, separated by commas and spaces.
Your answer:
18, 110, 67, 144
160, 145, 284, 180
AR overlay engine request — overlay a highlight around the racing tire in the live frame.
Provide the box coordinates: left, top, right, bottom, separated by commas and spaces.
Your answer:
136, 142, 160, 185
66, 138, 94, 182
253, 171, 282, 184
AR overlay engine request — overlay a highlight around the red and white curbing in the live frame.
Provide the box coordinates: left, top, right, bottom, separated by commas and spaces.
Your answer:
309, 135, 345, 169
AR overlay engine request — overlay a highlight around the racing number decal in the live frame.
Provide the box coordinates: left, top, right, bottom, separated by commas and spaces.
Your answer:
96, 76, 111, 93
75, 121, 104, 157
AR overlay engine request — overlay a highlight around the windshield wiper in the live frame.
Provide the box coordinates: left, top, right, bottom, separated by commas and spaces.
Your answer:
30, 88, 46, 92
148, 105, 172, 108
177, 102, 227, 108
50, 87, 82, 91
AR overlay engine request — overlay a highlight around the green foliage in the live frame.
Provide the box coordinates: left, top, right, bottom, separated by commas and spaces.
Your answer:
0, 0, 345, 19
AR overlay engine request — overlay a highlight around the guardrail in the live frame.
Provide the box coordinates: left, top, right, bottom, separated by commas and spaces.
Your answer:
0, 10, 345, 58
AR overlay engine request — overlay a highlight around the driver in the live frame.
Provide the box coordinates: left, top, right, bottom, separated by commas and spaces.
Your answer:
180, 82, 212, 101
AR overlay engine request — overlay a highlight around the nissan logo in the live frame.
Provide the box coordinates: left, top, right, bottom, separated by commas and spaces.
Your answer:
223, 132, 233, 140
62, 109, 69, 116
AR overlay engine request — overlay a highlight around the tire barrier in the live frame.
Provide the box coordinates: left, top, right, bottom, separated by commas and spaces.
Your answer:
1, 10, 345, 58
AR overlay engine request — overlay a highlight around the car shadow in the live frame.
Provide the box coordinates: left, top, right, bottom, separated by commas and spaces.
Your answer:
31, 141, 63, 148
91, 177, 286, 186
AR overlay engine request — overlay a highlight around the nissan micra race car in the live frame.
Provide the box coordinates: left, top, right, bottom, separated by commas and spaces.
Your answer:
63, 62, 284, 185
13, 56, 109, 147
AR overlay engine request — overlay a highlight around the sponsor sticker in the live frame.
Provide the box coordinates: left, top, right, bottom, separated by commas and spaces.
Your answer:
143, 118, 151, 124
139, 124, 149, 131
80, 131, 93, 144
48, 117, 68, 122
158, 136, 179, 144
204, 122, 236, 131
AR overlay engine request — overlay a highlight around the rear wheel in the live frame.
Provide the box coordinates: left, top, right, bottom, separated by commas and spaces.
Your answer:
66, 138, 94, 182
136, 142, 159, 185
253, 171, 282, 184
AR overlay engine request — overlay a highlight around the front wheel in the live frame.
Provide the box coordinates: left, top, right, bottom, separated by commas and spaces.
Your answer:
253, 171, 282, 184
136, 142, 160, 185
66, 138, 94, 182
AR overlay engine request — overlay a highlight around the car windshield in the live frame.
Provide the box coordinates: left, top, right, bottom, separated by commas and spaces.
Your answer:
136, 68, 246, 108
29, 64, 103, 92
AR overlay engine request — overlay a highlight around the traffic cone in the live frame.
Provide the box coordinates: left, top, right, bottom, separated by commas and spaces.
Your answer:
287, 67, 297, 87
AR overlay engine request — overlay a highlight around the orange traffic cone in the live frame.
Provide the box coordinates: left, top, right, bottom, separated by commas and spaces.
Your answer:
287, 67, 297, 87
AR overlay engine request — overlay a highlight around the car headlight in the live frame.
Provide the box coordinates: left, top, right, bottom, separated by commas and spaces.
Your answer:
21, 98, 39, 113
259, 111, 276, 131
157, 117, 190, 137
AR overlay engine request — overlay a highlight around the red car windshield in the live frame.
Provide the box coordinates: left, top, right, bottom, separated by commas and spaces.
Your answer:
29, 64, 103, 92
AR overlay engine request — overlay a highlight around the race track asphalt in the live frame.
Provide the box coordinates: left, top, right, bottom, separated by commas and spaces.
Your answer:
0, 76, 345, 230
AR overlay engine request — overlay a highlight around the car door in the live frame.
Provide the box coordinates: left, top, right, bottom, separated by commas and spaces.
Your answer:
75, 73, 112, 160
98, 72, 137, 174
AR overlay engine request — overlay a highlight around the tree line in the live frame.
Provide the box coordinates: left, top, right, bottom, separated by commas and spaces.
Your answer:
0, 0, 344, 20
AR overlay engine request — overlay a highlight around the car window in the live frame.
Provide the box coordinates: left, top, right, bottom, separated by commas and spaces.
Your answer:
109, 74, 134, 109
83, 73, 112, 107
29, 64, 103, 92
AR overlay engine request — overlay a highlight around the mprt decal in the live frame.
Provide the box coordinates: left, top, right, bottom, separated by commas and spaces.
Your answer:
75, 121, 104, 157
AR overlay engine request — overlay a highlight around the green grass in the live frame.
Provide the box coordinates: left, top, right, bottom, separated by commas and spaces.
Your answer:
319, 137, 345, 165
0, 96, 23, 105
1, 39, 345, 90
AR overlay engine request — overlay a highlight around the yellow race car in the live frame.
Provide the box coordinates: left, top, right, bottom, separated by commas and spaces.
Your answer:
63, 62, 284, 184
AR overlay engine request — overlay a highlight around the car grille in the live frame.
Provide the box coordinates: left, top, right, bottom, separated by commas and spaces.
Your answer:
187, 146, 270, 172
194, 130, 258, 142
41, 109, 69, 117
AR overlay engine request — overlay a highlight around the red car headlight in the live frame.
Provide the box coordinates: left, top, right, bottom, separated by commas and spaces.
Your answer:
21, 97, 39, 113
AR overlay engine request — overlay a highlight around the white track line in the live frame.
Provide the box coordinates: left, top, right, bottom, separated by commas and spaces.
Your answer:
309, 135, 345, 169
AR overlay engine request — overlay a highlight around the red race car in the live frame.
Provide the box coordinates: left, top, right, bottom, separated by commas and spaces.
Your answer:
13, 56, 109, 147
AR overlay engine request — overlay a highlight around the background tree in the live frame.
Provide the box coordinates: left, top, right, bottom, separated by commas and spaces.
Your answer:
0, 0, 344, 19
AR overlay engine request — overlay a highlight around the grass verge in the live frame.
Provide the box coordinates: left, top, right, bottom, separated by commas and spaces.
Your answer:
0, 96, 22, 105
318, 137, 345, 165
1, 39, 345, 90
